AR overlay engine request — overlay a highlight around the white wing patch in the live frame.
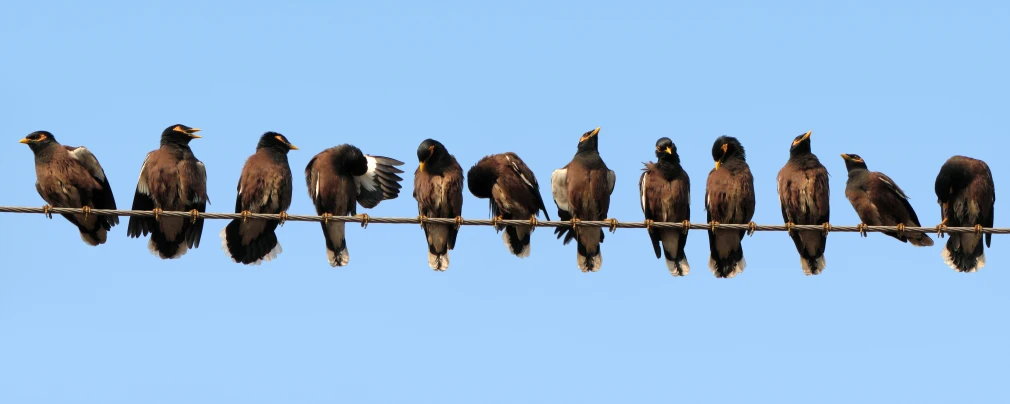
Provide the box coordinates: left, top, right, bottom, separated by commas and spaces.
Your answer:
606, 170, 617, 194
551, 168, 570, 213
314, 175, 321, 202
354, 156, 379, 192
67, 146, 106, 181
136, 153, 152, 196
193, 161, 208, 203
506, 154, 534, 188
640, 171, 648, 212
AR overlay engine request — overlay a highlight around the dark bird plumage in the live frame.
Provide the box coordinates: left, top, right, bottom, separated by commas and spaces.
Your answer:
220, 132, 298, 265
20, 131, 119, 246
467, 152, 551, 258
705, 136, 755, 278
639, 137, 691, 276
776, 131, 831, 275
841, 153, 933, 246
551, 127, 616, 272
306, 144, 404, 267
413, 139, 464, 271
935, 155, 995, 272
127, 124, 210, 259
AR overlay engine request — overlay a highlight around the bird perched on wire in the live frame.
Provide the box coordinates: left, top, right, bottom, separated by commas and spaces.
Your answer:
841, 153, 933, 246
19, 131, 119, 246
705, 136, 755, 278
220, 132, 298, 265
551, 127, 616, 272
934, 155, 995, 272
639, 137, 691, 276
776, 131, 830, 275
305, 144, 404, 267
413, 139, 464, 271
467, 152, 551, 258
127, 124, 209, 259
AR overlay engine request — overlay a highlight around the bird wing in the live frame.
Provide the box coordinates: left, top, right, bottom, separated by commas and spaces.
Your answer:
354, 155, 404, 209
65, 145, 119, 223
127, 151, 157, 238
639, 168, 649, 216
639, 167, 662, 259
445, 161, 465, 249
981, 162, 995, 247
551, 166, 576, 244
607, 169, 617, 195
186, 160, 209, 249
504, 152, 550, 221
872, 171, 921, 226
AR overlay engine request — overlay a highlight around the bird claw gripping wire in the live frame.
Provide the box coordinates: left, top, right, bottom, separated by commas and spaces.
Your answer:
974, 224, 984, 238
822, 223, 832, 236
322, 213, 334, 225
935, 217, 948, 239
356, 213, 369, 228
241, 210, 252, 223
644, 219, 654, 232
417, 215, 428, 228
82, 206, 91, 220
896, 223, 905, 238
492, 215, 503, 231
607, 218, 618, 233
190, 209, 200, 224
42, 204, 53, 219
681, 220, 691, 235
709, 221, 720, 232
454, 216, 464, 230
785, 222, 796, 236
528, 215, 538, 230
569, 218, 581, 232
152, 208, 163, 221
747, 222, 757, 237
278, 211, 289, 226
857, 223, 868, 238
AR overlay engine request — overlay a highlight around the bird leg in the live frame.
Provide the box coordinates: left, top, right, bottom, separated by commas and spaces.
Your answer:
190, 209, 200, 224
681, 220, 691, 235
492, 215, 503, 231
417, 215, 427, 228
152, 208, 163, 221
278, 211, 289, 226
454, 216, 464, 230
896, 223, 905, 238
785, 222, 796, 236
322, 212, 333, 224
357, 213, 369, 229
822, 222, 832, 236
241, 210, 252, 223
42, 204, 52, 219
974, 224, 984, 238
644, 219, 654, 232
607, 218, 618, 233
747, 221, 757, 237
709, 221, 720, 231
570, 218, 581, 232
936, 217, 948, 238
857, 223, 868, 237
528, 214, 538, 230
82, 205, 91, 220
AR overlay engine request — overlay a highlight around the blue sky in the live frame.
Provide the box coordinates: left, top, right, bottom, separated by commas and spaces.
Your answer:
1, 1, 1008, 402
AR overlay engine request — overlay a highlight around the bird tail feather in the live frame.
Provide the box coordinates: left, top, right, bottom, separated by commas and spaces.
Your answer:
503, 225, 531, 258
709, 230, 745, 278
661, 232, 689, 276
942, 234, 985, 273
220, 221, 282, 265
321, 222, 349, 267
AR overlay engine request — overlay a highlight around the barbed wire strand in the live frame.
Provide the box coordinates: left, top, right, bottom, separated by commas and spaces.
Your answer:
0, 205, 999, 236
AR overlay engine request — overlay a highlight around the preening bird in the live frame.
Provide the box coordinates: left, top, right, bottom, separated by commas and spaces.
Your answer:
841, 153, 933, 246
467, 152, 551, 258
551, 127, 616, 272
413, 139, 464, 271
127, 124, 209, 259
306, 144, 404, 267
639, 137, 691, 276
935, 155, 995, 272
220, 132, 298, 265
705, 136, 755, 278
776, 131, 831, 275
19, 131, 118, 245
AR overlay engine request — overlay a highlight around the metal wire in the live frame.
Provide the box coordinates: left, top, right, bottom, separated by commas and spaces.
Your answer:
0, 205, 997, 236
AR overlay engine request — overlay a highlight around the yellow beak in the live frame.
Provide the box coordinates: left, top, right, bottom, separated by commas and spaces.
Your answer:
715, 160, 721, 170
188, 128, 202, 138
793, 130, 811, 146
664, 146, 672, 155
288, 144, 299, 150
18, 138, 30, 144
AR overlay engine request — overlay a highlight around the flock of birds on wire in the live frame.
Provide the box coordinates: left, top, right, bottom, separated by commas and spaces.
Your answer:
15, 125, 995, 277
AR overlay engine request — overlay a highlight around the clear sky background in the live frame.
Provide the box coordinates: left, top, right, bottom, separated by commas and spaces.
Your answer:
1, 1, 1008, 403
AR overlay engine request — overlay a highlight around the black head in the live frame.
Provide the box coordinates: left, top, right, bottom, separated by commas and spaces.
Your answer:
712, 136, 745, 170
417, 138, 449, 172
576, 127, 601, 154
934, 159, 967, 205
257, 131, 299, 154
654, 137, 680, 164
160, 124, 202, 146
840, 153, 868, 171
789, 130, 812, 156
19, 131, 58, 153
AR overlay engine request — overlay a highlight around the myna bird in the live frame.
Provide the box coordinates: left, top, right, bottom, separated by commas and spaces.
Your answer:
414, 139, 464, 271
220, 132, 298, 265
639, 137, 691, 276
19, 131, 119, 245
705, 136, 755, 278
467, 152, 551, 258
306, 144, 404, 267
934, 155, 995, 272
841, 153, 933, 246
551, 127, 616, 272
127, 124, 209, 259
776, 131, 831, 275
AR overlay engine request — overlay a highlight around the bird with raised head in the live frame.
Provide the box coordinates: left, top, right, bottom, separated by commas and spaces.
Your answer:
776, 131, 831, 275
639, 137, 691, 276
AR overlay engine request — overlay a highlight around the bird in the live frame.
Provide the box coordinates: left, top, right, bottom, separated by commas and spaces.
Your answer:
551, 127, 616, 272
639, 137, 691, 276
19, 131, 119, 245
220, 132, 298, 265
305, 144, 404, 267
841, 153, 933, 246
934, 155, 995, 272
467, 152, 551, 258
776, 131, 831, 275
413, 139, 464, 271
705, 136, 755, 278
127, 124, 210, 259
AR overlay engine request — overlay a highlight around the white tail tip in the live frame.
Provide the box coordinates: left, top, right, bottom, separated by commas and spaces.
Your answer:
428, 252, 449, 271
666, 256, 690, 276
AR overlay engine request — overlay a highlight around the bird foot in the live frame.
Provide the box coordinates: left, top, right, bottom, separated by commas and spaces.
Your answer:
492, 215, 503, 231
152, 208, 163, 221
857, 223, 868, 237
322, 212, 333, 224
417, 215, 428, 228
936, 217, 948, 238
974, 224, 984, 237
785, 222, 796, 236
822, 222, 833, 236
241, 210, 252, 223
278, 211, 289, 226
82, 205, 91, 220
528, 214, 538, 230
709, 221, 720, 231
896, 223, 905, 238
644, 219, 654, 231
454, 216, 464, 230
681, 220, 691, 235
190, 209, 200, 224
357, 213, 369, 228
607, 218, 618, 233
42, 204, 52, 219
747, 222, 757, 236
569, 218, 581, 231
